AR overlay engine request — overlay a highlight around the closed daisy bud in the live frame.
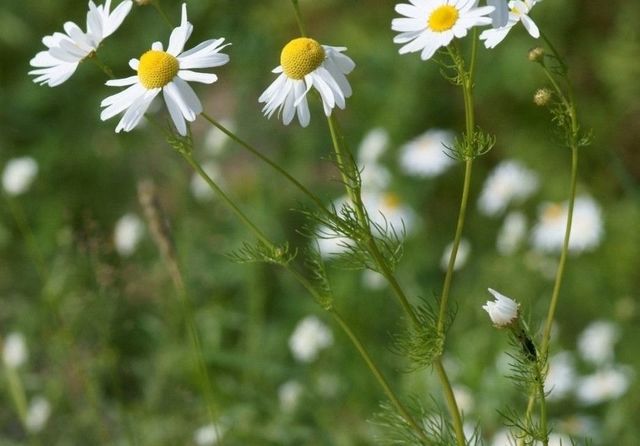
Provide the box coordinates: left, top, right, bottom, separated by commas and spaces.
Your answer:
483, 288, 519, 328
528, 46, 545, 62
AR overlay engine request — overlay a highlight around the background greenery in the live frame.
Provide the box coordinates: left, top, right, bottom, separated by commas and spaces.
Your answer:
1, 0, 639, 444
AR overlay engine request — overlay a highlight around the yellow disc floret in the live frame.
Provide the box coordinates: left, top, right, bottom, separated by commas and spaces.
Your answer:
138, 50, 179, 89
428, 5, 459, 32
280, 37, 325, 80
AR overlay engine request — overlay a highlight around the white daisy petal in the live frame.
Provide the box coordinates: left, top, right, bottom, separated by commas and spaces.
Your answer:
178, 70, 218, 84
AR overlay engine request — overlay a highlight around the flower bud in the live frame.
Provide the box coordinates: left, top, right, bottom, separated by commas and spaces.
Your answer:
483, 288, 519, 328
528, 47, 545, 63
534, 88, 552, 106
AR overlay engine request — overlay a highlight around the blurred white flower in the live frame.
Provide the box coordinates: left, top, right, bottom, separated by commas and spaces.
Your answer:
289, 315, 333, 363
398, 129, 455, 178
577, 320, 620, 366
452, 385, 474, 414
478, 160, 539, 217
497, 211, 527, 255
29, 1, 133, 86
362, 269, 386, 290
2, 157, 39, 196
25, 396, 51, 433
358, 127, 389, 164
278, 380, 303, 413
114, 213, 144, 257
190, 161, 224, 201
259, 38, 355, 126
545, 351, 576, 401
315, 224, 353, 259
483, 288, 519, 328
3, 332, 28, 368
366, 191, 417, 234
203, 118, 234, 156
575, 367, 632, 406
481, 0, 541, 49
194, 423, 225, 446
440, 238, 471, 271
491, 428, 514, 446
530, 196, 603, 254
360, 163, 392, 192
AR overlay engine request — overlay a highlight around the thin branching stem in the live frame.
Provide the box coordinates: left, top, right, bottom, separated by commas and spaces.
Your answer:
289, 0, 307, 37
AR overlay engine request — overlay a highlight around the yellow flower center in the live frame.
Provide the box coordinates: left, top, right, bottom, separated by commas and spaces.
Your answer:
428, 5, 459, 32
382, 193, 401, 209
137, 50, 179, 89
543, 203, 564, 220
280, 37, 325, 80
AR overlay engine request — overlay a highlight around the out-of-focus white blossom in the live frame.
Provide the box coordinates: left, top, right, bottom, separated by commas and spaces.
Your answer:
3, 332, 28, 368
194, 423, 225, 446
25, 396, 51, 433
2, 157, 39, 196
289, 316, 333, 363
545, 351, 576, 401
577, 320, 620, 366
114, 213, 144, 257
398, 129, 455, 178
496, 211, 527, 255
452, 385, 474, 413
440, 238, 471, 271
358, 127, 389, 165
530, 196, 603, 254
478, 160, 538, 217
575, 367, 632, 406
203, 118, 234, 156
278, 380, 303, 412
362, 270, 386, 290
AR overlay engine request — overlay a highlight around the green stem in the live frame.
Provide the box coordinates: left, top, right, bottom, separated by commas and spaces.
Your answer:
151, 0, 174, 28
327, 115, 420, 327
330, 310, 429, 443
289, 0, 307, 36
435, 359, 465, 445
3, 194, 47, 278
88, 53, 114, 79
200, 112, 328, 213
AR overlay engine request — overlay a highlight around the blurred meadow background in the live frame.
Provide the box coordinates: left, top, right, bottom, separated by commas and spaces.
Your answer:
1, 0, 639, 444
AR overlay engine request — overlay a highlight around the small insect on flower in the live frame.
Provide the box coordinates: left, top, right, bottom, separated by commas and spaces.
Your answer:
392, 0, 494, 61
100, 3, 230, 136
29, 1, 133, 87
259, 38, 355, 127
480, 0, 541, 49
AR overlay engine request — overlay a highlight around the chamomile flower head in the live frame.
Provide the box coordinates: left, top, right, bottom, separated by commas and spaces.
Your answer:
259, 37, 355, 127
392, 0, 494, 61
478, 160, 539, 217
29, 0, 133, 87
398, 129, 455, 178
530, 195, 603, 254
480, 0, 541, 49
100, 3, 230, 135
483, 288, 520, 328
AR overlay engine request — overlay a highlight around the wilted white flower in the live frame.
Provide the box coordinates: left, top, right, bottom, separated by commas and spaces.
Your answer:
3, 332, 28, 368
2, 157, 39, 196
289, 315, 333, 363
114, 213, 144, 256
530, 196, 603, 254
25, 396, 51, 433
440, 238, 471, 271
398, 129, 455, 178
483, 288, 519, 328
101, 4, 230, 135
259, 38, 355, 126
392, 0, 494, 61
481, 0, 541, 49
29, 1, 133, 86
577, 320, 620, 366
478, 160, 539, 217
497, 211, 527, 255
190, 161, 224, 201
545, 351, 576, 401
193, 423, 225, 446
575, 367, 632, 406
278, 380, 303, 412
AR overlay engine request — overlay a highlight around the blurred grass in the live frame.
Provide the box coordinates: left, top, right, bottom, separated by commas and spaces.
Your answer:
1, 0, 639, 444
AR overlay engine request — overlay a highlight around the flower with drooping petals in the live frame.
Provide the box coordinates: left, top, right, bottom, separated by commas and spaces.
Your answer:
29, 1, 133, 86
100, 3, 230, 135
480, 0, 541, 49
392, 0, 494, 61
259, 37, 355, 127
483, 288, 519, 327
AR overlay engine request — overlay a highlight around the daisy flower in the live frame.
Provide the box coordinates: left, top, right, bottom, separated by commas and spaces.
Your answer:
575, 367, 632, 406
100, 4, 230, 135
440, 238, 471, 271
392, 0, 494, 61
478, 160, 539, 217
29, 0, 133, 87
496, 211, 527, 255
398, 129, 455, 178
288, 316, 333, 363
480, 0, 541, 49
530, 195, 603, 254
259, 37, 355, 127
